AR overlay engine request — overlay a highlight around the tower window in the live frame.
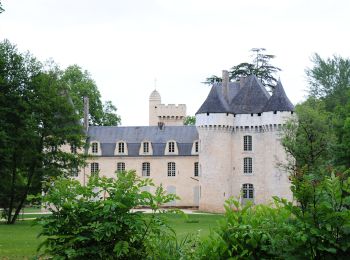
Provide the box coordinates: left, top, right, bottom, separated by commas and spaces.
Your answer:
91, 142, 98, 153
91, 162, 99, 175
243, 135, 252, 151
243, 157, 253, 174
143, 142, 149, 153
167, 162, 176, 177
168, 141, 175, 153
242, 183, 254, 199
142, 162, 150, 177
194, 162, 199, 177
117, 162, 125, 173
274, 111, 277, 114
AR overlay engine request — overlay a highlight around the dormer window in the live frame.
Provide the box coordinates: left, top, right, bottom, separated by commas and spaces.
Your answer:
195, 141, 199, 153
118, 142, 125, 153
143, 142, 149, 153
168, 141, 175, 153
92, 142, 98, 154
116, 141, 128, 155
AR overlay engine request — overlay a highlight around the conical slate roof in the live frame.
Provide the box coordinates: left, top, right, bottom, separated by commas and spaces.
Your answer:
196, 83, 231, 114
263, 80, 294, 112
230, 75, 270, 114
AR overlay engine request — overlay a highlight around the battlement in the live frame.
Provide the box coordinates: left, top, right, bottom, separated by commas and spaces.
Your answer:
196, 111, 294, 132
157, 104, 186, 117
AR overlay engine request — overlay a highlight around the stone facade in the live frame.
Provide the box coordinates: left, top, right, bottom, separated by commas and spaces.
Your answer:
75, 73, 294, 212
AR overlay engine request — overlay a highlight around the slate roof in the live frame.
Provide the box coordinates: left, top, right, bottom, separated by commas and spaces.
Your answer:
196, 75, 294, 114
88, 126, 198, 157
263, 80, 294, 112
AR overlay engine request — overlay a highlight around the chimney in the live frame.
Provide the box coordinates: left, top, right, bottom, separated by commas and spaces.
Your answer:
83, 96, 89, 132
222, 70, 229, 102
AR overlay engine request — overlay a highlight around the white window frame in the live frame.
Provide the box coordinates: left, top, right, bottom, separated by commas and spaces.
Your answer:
118, 142, 125, 154
117, 162, 125, 172
243, 157, 253, 174
143, 142, 149, 153
242, 183, 254, 199
142, 162, 150, 177
168, 141, 175, 153
167, 162, 176, 177
244, 135, 252, 151
194, 162, 199, 177
91, 162, 99, 174
92, 142, 98, 153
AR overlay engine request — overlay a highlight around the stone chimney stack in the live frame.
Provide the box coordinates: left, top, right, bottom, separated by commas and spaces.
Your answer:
83, 96, 89, 132
222, 70, 229, 102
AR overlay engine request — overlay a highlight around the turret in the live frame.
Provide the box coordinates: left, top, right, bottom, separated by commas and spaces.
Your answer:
149, 90, 162, 126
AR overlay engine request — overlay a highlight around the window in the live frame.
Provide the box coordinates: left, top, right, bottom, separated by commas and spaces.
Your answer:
118, 142, 125, 153
168, 141, 175, 153
70, 145, 77, 154
92, 142, 98, 153
142, 162, 150, 176
194, 162, 199, 177
143, 142, 149, 153
244, 157, 252, 174
242, 183, 254, 199
195, 141, 199, 153
71, 164, 79, 177
243, 135, 252, 151
91, 162, 99, 174
117, 162, 125, 172
167, 162, 176, 177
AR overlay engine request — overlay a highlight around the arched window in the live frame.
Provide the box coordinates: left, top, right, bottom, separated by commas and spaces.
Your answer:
117, 162, 125, 173
167, 162, 176, 177
91, 162, 99, 175
242, 183, 254, 205
243, 135, 252, 151
118, 142, 125, 153
142, 162, 150, 176
91, 142, 98, 153
244, 157, 252, 174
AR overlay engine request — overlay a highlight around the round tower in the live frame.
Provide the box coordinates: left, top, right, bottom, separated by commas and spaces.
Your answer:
149, 89, 161, 126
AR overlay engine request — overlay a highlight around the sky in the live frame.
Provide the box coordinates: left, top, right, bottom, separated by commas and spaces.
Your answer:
1, 0, 350, 126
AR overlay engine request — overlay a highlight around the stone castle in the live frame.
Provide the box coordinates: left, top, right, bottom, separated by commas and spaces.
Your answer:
76, 71, 294, 212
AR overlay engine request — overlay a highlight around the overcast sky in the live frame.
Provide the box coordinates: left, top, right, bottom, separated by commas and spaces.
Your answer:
1, 0, 350, 125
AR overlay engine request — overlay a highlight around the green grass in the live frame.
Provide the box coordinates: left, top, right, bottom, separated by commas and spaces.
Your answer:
0, 221, 44, 259
0, 213, 223, 259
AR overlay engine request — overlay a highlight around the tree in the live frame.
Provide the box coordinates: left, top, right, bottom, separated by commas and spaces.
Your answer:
0, 40, 86, 224
0, 1, 4, 13
62, 65, 121, 126
38, 171, 178, 259
184, 116, 196, 125
204, 48, 281, 91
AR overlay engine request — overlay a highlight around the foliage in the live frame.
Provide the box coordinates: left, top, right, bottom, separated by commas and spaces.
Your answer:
281, 98, 335, 174
0, 1, 3, 13
0, 40, 86, 224
204, 48, 281, 91
184, 116, 196, 125
195, 198, 295, 259
37, 170, 179, 259
62, 65, 121, 126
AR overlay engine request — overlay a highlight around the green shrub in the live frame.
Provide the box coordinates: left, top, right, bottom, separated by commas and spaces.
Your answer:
37, 170, 178, 259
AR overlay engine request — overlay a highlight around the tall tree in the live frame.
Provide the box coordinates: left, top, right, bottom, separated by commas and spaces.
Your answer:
204, 48, 281, 91
0, 40, 86, 224
0, 1, 4, 13
62, 65, 121, 126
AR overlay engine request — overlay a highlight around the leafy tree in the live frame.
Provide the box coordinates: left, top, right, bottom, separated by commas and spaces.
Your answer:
204, 48, 281, 91
62, 65, 121, 126
184, 116, 196, 125
0, 1, 4, 13
37, 170, 179, 259
0, 40, 86, 224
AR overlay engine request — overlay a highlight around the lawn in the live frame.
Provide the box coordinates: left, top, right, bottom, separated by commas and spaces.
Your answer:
0, 213, 223, 259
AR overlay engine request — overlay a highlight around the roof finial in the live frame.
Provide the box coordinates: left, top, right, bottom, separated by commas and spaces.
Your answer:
154, 78, 157, 90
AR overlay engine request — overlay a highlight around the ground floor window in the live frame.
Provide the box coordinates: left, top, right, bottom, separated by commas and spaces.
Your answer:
142, 162, 150, 176
117, 162, 125, 173
242, 183, 254, 205
91, 162, 99, 175
167, 162, 176, 177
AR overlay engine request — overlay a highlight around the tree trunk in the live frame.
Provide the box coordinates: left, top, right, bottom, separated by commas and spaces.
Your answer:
6, 153, 17, 224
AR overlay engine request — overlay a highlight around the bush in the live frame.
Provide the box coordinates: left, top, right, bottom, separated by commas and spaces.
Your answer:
37, 170, 178, 259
